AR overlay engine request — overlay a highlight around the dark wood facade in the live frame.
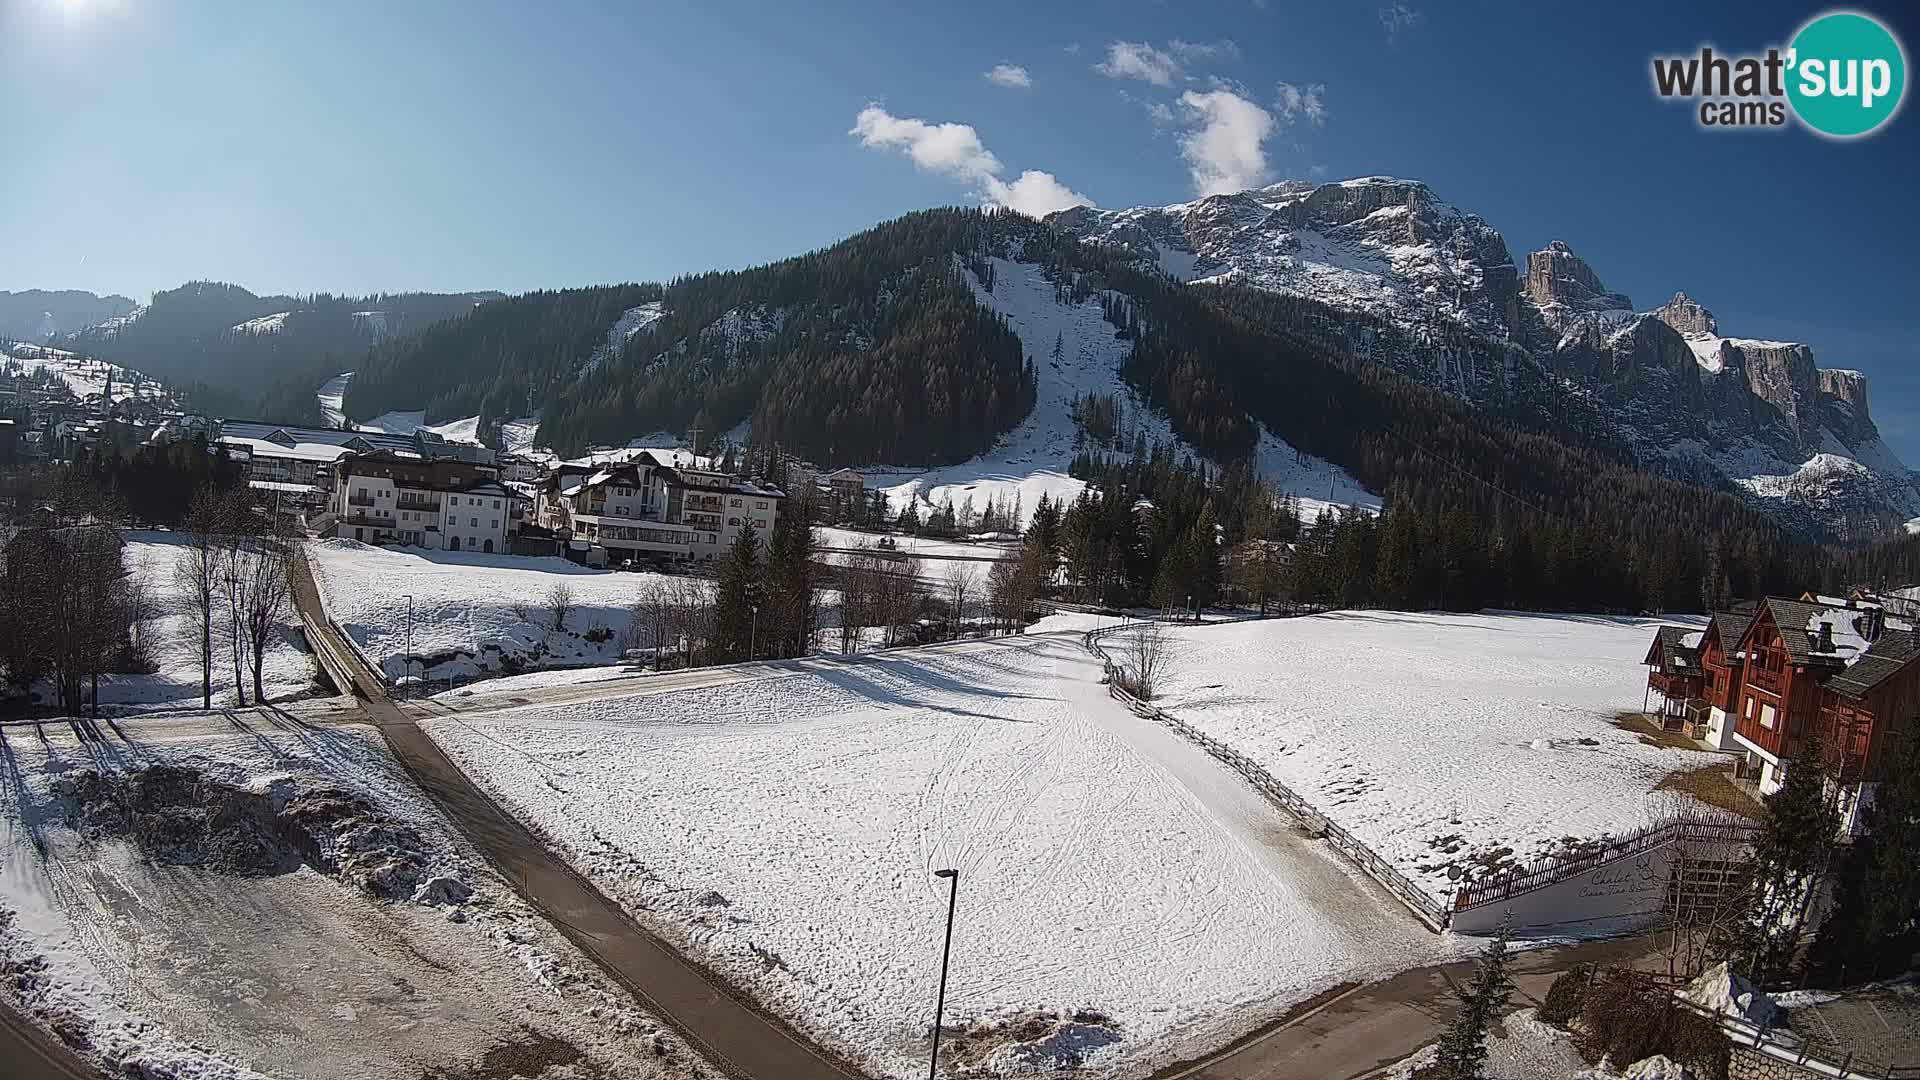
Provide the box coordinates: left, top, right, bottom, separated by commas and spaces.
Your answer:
1699, 612, 1749, 714
1732, 598, 1917, 787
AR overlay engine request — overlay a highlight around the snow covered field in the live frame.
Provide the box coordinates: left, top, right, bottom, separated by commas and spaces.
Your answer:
1104, 611, 1720, 905
48, 532, 318, 714
423, 633, 1449, 1078
0, 715, 697, 1079
306, 540, 673, 684
871, 255, 1377, 528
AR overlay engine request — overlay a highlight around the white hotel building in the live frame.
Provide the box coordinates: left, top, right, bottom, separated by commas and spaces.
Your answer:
535, 450, 783, 564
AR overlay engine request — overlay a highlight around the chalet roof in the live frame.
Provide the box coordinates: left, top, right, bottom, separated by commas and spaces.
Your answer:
1760, 598, 1830, 664
1822, 629, 1920, 699
1709, 610, 1754, 657
1650, 626, 1704, 673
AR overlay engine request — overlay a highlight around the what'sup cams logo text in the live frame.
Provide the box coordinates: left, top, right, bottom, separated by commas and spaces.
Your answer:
1652, 10, 1907, 137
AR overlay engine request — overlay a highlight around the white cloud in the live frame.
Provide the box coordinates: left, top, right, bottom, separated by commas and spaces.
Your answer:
1094, 41, 1181, 87
1275, 81, 1328, 126
850, 104, 1091, 218
984, 63, 1032, 89
983, 170, 1093, 218
1177, 89, 1275, 196
1380, 2, 1423, 45
1145, 101, 1176, 128
851, 105, 1001, 183
1169, 38, 1242, 64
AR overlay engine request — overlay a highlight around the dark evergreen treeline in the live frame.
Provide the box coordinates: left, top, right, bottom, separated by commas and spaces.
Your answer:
344, 284, 665, 440
70, 282, 495, 422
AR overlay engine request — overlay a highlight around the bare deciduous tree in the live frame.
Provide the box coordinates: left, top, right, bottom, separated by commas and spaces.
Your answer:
547, 582, 576, 631
240, 525, 294, 704
1120, 621, 1169, 701
943, 563, 977, 639
174, 490, 225, 709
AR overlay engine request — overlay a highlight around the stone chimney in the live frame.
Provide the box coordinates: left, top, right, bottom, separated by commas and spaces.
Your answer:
1815, 621, 1836, 653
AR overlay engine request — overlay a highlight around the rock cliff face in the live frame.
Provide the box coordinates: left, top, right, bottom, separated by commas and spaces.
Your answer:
1653, 291, 1719, 337
1052, 176, 1918, 538
1527, 241, 1633, 329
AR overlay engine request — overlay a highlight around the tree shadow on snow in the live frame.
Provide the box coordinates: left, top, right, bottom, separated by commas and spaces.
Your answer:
813, 666, 1034, 725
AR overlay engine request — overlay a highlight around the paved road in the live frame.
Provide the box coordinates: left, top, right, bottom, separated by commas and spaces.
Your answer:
0, 999, 99, 1080
289, 556, 861, 1080
1159, 934, 1660, 1080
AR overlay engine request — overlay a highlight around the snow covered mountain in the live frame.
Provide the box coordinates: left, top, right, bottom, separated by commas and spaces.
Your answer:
1051, 176, 1917, 540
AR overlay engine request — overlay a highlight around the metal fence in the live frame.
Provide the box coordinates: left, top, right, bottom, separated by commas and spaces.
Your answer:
1081, 622, 1452, 932
1454, 818, 1761, 913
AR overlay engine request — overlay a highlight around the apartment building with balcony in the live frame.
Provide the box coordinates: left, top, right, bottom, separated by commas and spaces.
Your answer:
322, 450, 523, 553
534, 450, 783, 564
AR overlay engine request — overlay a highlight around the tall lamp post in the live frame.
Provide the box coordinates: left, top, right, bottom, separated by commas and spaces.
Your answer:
927, 868, 959, 1080
750, 602, 759, 661
404, 594, 414, 699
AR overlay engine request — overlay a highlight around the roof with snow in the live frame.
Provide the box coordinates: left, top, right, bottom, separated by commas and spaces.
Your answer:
1823, 631, 1920, 698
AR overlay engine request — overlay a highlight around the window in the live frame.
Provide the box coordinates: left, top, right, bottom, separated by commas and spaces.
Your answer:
730, 497, 743, 507
756, 500, 767, 509
493, 499, 501, 509
470, 517, 479, 527
1744, 696, 1756, 720
728, 517, 740, 527
491, 520, 499, 530
1759, 704, 1777, 730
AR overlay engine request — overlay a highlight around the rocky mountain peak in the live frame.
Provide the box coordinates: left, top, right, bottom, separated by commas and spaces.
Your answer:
1524, 241, 1631, 328
1652, 291, 1719, 337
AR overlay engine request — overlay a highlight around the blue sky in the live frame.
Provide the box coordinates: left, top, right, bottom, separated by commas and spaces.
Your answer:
4, 1, 1917, 452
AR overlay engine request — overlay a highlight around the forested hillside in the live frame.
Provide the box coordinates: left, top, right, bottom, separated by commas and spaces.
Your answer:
345, 211, 1038, 463
69, 282, 495, 422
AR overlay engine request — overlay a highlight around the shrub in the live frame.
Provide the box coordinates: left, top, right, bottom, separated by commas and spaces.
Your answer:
1575, 968, 1730, 1080
1538, 963, 1593, 1027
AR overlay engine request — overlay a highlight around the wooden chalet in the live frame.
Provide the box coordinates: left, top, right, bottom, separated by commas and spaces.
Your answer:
1643, 626, 1707, 730
1729, 596, 1918, 834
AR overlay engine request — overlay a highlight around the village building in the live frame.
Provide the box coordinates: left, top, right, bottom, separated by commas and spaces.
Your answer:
320, 450, 522, 553
1648, 595, 1918, 836
534, 450, 783, 565
217, 421, 494, 508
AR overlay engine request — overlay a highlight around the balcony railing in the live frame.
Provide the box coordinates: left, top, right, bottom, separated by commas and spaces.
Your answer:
347, 495, 375, 507
396, 497, 441, 512
1748, 667, 1784, 695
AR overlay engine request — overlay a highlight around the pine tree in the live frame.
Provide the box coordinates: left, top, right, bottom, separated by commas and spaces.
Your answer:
1434, 915, 1515, 1079
1717, 737, 1842, 983
712, 527, 763, 662
1809, 732, 1920, 985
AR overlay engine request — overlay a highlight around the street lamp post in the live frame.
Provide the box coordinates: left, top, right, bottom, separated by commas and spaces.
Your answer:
928, 868, 959, 1080
404, 594, 414, 699
750, 602, 759, 661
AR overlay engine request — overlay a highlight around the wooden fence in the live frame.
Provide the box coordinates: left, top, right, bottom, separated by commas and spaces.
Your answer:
1081, 621, 1452, 932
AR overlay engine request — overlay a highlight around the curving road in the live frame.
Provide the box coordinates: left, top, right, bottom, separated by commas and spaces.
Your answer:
289, 556, 863, 1080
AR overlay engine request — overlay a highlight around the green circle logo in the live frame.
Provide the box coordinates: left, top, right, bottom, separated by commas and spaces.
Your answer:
1787, 11, 1907, 137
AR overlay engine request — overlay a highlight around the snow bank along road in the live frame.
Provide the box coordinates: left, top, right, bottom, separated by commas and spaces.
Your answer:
423, 630, 1452, 1078
290, 555, 859, 1080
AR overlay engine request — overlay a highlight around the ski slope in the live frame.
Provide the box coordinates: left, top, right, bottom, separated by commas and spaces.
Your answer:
874, 256, 1376, 527
424, 633, 1448, 1078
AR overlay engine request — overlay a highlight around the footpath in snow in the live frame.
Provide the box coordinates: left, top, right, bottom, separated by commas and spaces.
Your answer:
422, 632, 1449, 1079
1103, 611, 1721, 906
